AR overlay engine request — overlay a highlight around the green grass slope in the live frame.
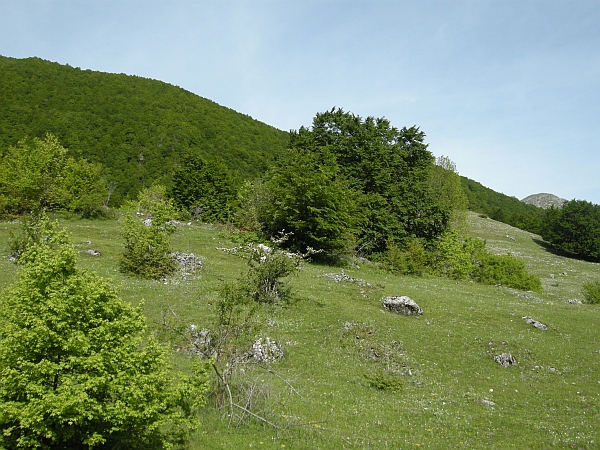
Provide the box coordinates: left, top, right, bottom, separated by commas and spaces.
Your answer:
0, 56, 289, 202
0, 213, 598, 448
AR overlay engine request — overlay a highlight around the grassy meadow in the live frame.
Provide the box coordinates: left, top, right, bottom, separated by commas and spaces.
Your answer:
0, 212, 598, 449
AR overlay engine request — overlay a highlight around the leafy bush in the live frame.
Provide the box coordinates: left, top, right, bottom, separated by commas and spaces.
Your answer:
171, 152, 237, 223
364, 370, 403, 391
429, 230, 541, 291
473, 252, 542, 292
431, 230, 486, 280
582, 280, 600, 304
382, 238, 429, 276
0, 134, 107, 217
0, 215, 209, 449
220, 242, 303, 303
260, 146, 358, 258
120, 185, 178, 279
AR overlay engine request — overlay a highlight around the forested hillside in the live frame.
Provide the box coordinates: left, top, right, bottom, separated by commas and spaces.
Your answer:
460, 175, 544, 233
0, 56, 289, 203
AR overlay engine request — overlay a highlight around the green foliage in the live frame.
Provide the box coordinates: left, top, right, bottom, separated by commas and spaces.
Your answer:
429, 230, 542, 291
120, 186, 178, 279
7, 209, 47, 261
0, 56, 289, 203
582, 280, 600, 304
382, 238, 429, 276
430, 156, 468, 230
220, 242, 303, 304
55, 158, 108, 218
0, 216, 209, 449
431, 230, 486, 280
460, 176, 544, 234
541, 200, 600, 262
473, 252, 543, 292
233, 180, 271, 232
171, 152, 237, 223
0, 134, 107, 217
290, 108, 449, 253
364, 370, 404, 391
260, 146, 358, 257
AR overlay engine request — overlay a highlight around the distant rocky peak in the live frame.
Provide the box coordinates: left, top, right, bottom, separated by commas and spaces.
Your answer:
521, 193, 567, 209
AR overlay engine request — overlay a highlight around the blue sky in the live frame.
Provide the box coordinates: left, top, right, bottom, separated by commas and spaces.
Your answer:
2, 1, 599, 204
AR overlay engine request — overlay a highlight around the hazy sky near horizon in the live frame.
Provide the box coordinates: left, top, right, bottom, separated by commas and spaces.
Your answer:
2, 1, 599, 204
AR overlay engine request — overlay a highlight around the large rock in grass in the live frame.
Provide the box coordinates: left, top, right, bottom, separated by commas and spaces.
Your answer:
382, 296, 423, 316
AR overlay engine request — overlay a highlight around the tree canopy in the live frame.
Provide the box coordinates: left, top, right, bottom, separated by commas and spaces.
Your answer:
541, 199, 600, 262
0, 55, 289, 203
171, 152, 237, 223
289, 108, 449, 253
0, 134, 107, 217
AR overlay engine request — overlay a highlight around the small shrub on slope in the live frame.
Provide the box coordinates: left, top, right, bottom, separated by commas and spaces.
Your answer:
120, 185, 178, 279
582, 280, 600, 304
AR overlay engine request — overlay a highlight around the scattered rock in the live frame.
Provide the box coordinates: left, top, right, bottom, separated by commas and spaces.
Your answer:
382, 296, 423, 316
479, 398, 496, 407
85, 249, 101, 257
567, 299, 582, 304
323, 270, 372, 287
142, 218, 152, 226
494, 353, 517, 367
549, 273, 555, 279
522, 316, 547, 331
241, 337, 284, 363
170, 252, 203, 272
188, 326, 214, 358
85, 240, 92, 245
560, 272, 568, 276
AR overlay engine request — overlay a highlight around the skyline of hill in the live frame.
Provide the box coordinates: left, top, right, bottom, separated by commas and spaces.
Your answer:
0, 55, 289, 203
0, 55, 576, 215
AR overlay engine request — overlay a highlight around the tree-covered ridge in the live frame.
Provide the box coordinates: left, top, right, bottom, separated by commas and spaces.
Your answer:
460, 175, 544, 234
0, 55, 289, 203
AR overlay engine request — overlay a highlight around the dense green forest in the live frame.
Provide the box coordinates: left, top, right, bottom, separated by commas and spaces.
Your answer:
0, 55, 289, 203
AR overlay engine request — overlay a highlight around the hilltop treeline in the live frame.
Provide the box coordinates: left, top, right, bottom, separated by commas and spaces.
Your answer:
0, 55, 288, 203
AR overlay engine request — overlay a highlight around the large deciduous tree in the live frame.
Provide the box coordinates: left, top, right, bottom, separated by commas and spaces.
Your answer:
290, 108, 449, 253
260, 146, 358, 257
0, 216, 209, 449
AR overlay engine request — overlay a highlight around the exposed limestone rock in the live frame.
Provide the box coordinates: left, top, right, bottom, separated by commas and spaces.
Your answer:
85, 249, 101, 257
241, 337, 284, 363
494, 353, 517, 367
188, 326, 214, 358
170, 252, 203, 273
382, 296, 423, 316
522, 316, 547, 331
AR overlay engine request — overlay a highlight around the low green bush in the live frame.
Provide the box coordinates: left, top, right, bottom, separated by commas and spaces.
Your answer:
582, 280, 600, 304
473, 252, 542, 292
364, 370, 403, 391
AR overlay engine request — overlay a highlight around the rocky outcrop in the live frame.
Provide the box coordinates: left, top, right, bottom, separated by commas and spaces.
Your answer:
521, 193, 567, 209
494, 353, 517, 367
522, 316, 547, 331
382, 296, 423, 316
